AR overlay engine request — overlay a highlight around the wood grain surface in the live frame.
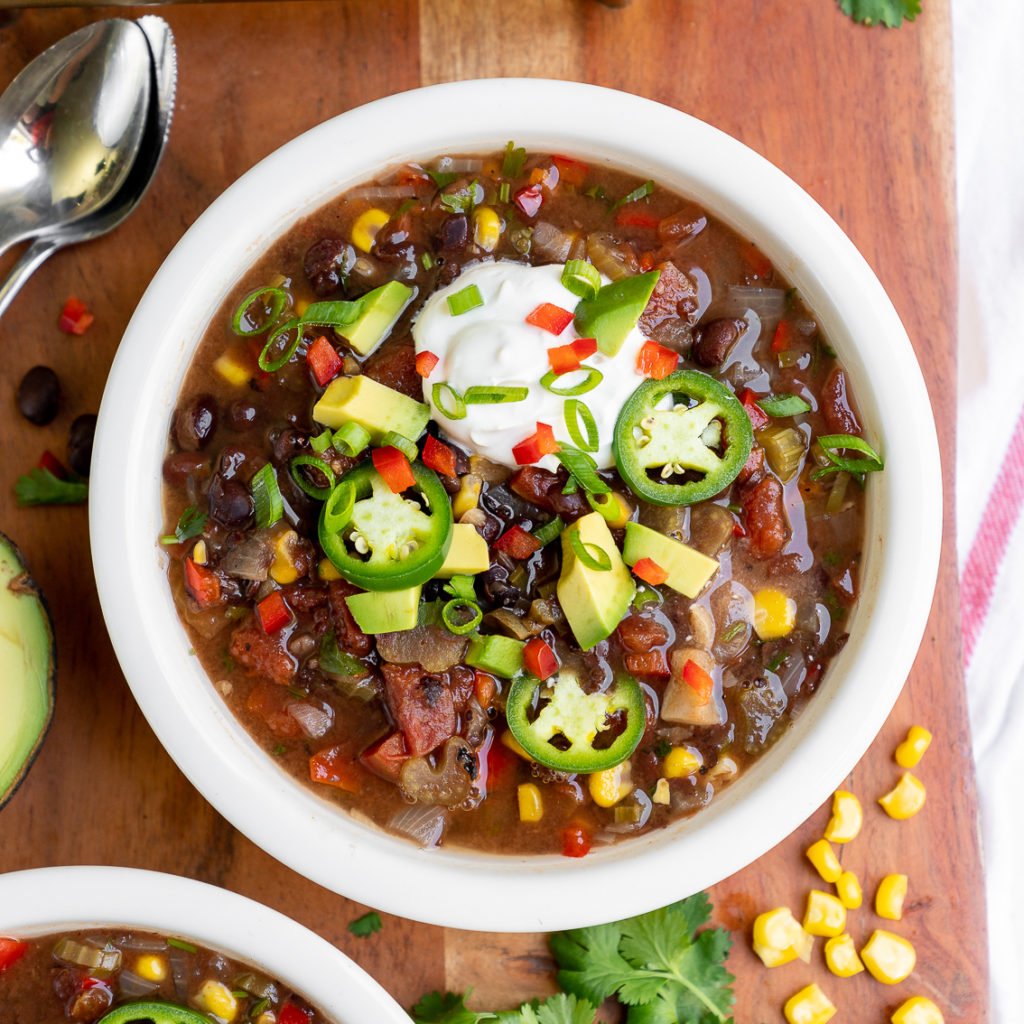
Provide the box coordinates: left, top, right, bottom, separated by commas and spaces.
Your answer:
0, 2, 987, 1022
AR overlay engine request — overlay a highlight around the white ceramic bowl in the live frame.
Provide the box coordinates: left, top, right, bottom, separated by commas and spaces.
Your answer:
91, 79, 941, 932
0, 866, 408, 1023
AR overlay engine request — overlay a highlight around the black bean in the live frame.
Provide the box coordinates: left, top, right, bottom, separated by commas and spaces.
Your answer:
163, 451, 209, 487
208, 474, 253, 527
435, 214, 468, 251
67, 414, 96, 477
173, 394, 217, 451
17, 365, 60, 425
227, 400, 258, 431
270, 427, 308, 464
692, 318, 745, 367
304, 238, 356, 297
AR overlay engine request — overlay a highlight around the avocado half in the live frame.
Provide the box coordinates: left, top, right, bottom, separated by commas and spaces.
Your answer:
0, 532, 56, 811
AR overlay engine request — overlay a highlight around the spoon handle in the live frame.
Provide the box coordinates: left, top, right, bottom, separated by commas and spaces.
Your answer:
0, 236, 63, 321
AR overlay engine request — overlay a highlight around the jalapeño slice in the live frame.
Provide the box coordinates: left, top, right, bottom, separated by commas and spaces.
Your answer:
98, 1003, 211, 1024
505, 672, 646, 774
613, 369, 753, 506
318, 461, 452, 591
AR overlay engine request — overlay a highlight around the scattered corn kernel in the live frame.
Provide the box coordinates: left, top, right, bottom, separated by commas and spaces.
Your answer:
879, 772, 926, 820
752, 907, 813, 966
824, 933, 864, 978
895, 725, 932, 768
472, 206, 503, 251
213, 350, 252, 388
134, 954, 168, 982
194, 979, 238, 1022
824, 789, 863, 843
835, 869, 863, 909
270, 530, 301, 585
254, 1014, 276, 1024
318, 558, 342, 581
651, 777, 671, 805
663, 746, 702, 778
501, 730, 531, 761
891, 996, 944, 1024
876, 873, 909, 920
753, 587, 796, 640
753, 940, 798, 968
517, 782, 544, 822
294, 298, 310, 318
784, 983, 836, 1024
453, 474, 482, 519
806, 839, 842, 883
351, 208, 390, 253
588, 763, 632, 808
861, 929, 916, 984
803, 889, 847, 937
191, 539, 208, 566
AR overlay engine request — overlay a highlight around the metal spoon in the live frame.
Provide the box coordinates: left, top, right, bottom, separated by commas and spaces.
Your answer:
0, 19, 152, 258
0, 18, 176, 320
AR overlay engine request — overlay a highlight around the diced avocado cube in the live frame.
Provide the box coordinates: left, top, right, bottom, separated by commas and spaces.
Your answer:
557, 512, 635, 650
467, 634, 525, 678
434, 524, 490, 578
345, 586, 422, 634
622, 522, 719, 598
313, 374, 429, 442
573, 270, 660, 356
339, 281, 415, 356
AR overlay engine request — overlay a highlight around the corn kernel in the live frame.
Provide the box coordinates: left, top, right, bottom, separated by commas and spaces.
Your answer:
318, 558, 342, 581
294, 298, 310, 318
213, 350, 252, 388
134, 954, 168, 982
501, 730, 531, 761
255, 1014, 277, 1024
891, 996, 944, 1024
803, 890, 846, 937
824, 789, 863, 843
663, 746, 702, 778
879, 773, 926, 820
876, 873, 908, 920
806, 839, 842, 883
517, 782, 544, 822
752, 907, 813, 966
472, 206, 503, 251
753, 940, 798, 968
895, 725, 932, 768
753, 587, 796, 640
784, 983, 836, 1024
270, 530, 301, 585
191, 539, 208, 566
351, 208, 390, 253
824, 933, 864, 978
835, 869, 863, 910
194, 979, 238, 1022
861, 929, 916, 984
588, 763, 633, 808
453, 474, 482, 519
652, 778, 670, 805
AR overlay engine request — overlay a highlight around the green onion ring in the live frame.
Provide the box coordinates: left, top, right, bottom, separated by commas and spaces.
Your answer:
554, 445, 611, 495
333, 422, 371, 459
446, 284, 484, 317
432, 382, 467, 420
231, 286, 289, 336
540, 366, 603, 397
810, 433, 884, 481
569, 529, 611, 572
463, 385, 529, 405
586, 491, 620, 522
290, 455, 337, 501
381, 431, 419, 462
250, 464, 283, 529
322, 481, 355, 534
310, 429, 334, 454
560, 260, 601, 300
442, 598, 483, 635
532, 516, 565, 547
564, 399, 599, 452
259, 318, 305, 372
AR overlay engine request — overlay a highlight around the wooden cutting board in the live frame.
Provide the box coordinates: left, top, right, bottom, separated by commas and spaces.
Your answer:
0, 2, 987, 1021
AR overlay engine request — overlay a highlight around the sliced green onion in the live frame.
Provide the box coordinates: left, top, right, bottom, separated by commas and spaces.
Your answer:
633, 583, 661, 609
320, 631, 370, 679
586, 491, 621, 522
310, 429, 334, 454
421, 252, 435, 270
825, 471, 851, 515
289, 455, 336, 501
757, 393, 812, 418
259, 319, 305, 373
499, 181, 511, 204
332, 422, 371, 458
167, 938, 198, 954
569, 529, 611, 571
323, 481, 355, 534
250, 999, 271, 1018
251, 464, 283, 528
231, 286, 289, 336
432, 382, 467, 420
810, 433, 884, 481
463, 385, 529, 405
446, 284, 484, 317
442, 598, 483, 635
561, 260, 601, 300
532, 516, 565, 547
540, 367, 603, 396
564, 399, 598, 452
720, 621, 746, 643
562, 476, 578, 495
611, 180, 655, 211
555, 445, 611, 495
502, 140, 527, 178
381, 431, 419, 462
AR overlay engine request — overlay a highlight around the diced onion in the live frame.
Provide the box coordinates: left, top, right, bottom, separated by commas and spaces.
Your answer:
436, 156, 483, 173
722, 286, 786, 320
117, 969, 161, 999
344, 185, 417, 202
389, 804, 448, 847
286, 701, 333, 739
531, 221, 574, 262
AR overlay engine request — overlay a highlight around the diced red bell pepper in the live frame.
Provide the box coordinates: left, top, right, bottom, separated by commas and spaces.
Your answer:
421, 434, 456, 477
0, 937, 28, 971
740, 240, 773, 280
309, 746, 363, 793
306, 335, 343, 387
529, 164, 559, 190
548, 342, 582, 375
624, 650, 670, 679
473, 671, 497, 710
771, 319, 795, 354
514, 184, 544, 218
561, 824, 592, 858
279, 1004, 312, 1024
359, 732, 409, 783
494, 525, 542, 560
257, 590, 291, 634
526, 303, 574, 336
511, 423, 560, 466
615, 209, 661, 229
638, 251, 656, 272
631, 557, 669, 586
58, 296, 94, 335
523, 637, 557, 680
732, 519, 747, 538
38, 450, 67, 478
415, 350, 440, 377
739, 388, 769, 430
552, 154, 589, 188
184, 557, 220, 608
636, 340, 679, 380
483, 735, 519, 790
682, 658, 714, 705
372, 445, 416, 493
572, 337, 597, 360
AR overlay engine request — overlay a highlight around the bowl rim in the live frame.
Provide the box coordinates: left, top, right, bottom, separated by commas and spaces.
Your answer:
0, 865, 408, 1023
90, 78, 942, 932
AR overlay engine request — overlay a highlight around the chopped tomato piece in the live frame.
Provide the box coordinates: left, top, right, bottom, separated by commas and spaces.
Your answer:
494, 525, 543, 559
631, 557, 669, 586
279, 1004, 312, 1024
548, 342, 581, 375
257, 591, 291, 634
512, 422, 560, 465
615, 209, 661, 229
415, 350, 439, 377
0, 937, 28, 971
638, 251, 656, 272
526, 303, 574, 336
58, 296, 94, 335
514, 184, 543, 218
483, 735, 519, 790
682, 658, 714, 705
571, 337, 597, 360
473, 670, 497, 709
305, 335, 343, 387
421, 434, 456, 477
771, 319, 795, 354
561, 825, 592, 858
309, 746, 363, 792
184, 557, 220, 608
37, 450, 67, 478
396, 166, 430, 187
552, 154, 589, 187
739, 387, 770, 430
359, 732, 409, 783
372, 445, 416, 492
624, 650, 670, 679
523, 637, 558, 680
636, 340, 679, 380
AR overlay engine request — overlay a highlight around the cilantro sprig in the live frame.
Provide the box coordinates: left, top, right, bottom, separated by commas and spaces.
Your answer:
838, 0, 921, 27
14, 468, 87, 507
347, 911, 382, 938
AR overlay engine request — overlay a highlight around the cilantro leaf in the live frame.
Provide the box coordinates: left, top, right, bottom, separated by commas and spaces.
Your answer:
520, 995, 595, 1024
346, 911, 382, 938
610, 180, 655, 212
427, 169, 458, 189
838, 0, 921, 28
551, 922, 633, 1005
161, 504, 208, 545
14, 468, 87, 506
412, 992, 494, 1024
440, 180, 480, 215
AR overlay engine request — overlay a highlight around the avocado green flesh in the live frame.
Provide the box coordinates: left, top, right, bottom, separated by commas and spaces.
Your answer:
345, 586, 422, 634
573, 270, 660, 356
339, 281, 415, 356
0, 533, 55, 810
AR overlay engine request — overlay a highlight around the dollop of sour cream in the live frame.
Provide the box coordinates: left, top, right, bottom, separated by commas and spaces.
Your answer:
412, 261, 646, 470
